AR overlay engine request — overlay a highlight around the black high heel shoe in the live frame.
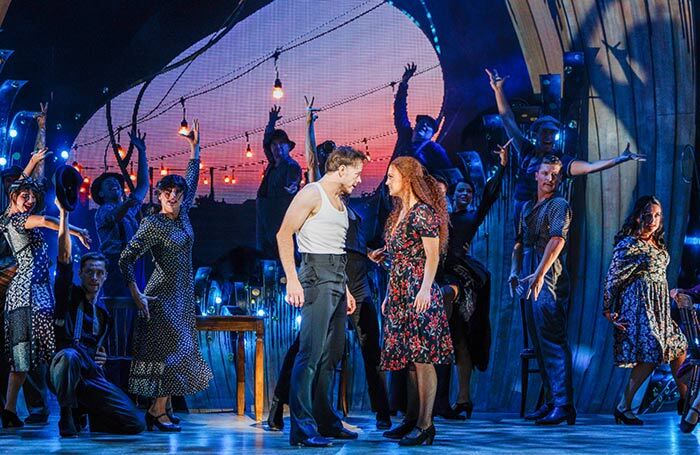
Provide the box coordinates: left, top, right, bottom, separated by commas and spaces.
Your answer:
145, 411, 181, 432
452, 401, 473, 419
1, 409, 24, 428
678, 398, 686, 416
680, 407, 699, 434
398, 425, 435, 446
166, 410, 181, 425
613, 408, 643, 425
266, 396, 284, 431
382, 419, 417, 439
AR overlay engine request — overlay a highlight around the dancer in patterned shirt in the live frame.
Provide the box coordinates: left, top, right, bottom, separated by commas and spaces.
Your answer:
119, 120, 212, 432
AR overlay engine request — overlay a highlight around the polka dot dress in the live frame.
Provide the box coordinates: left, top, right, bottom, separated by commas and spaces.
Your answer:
119, 159, 213, 397
0, 211, 55, 372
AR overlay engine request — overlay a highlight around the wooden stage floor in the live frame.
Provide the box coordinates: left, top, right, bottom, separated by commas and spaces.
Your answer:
0, 411, 697, 453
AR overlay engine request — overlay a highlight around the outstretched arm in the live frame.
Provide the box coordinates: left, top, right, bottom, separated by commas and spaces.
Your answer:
182, 119, 201, 210
31, 102, 49, 180
394, 62, 415, 136
304, 96, 321, 183
25, 215, 91, 248
21, 148, 51, 180
57, 200, 71, 265
263, 105, 281, 164
485, 68, 528, 156
474, 140, 511, 225
129, 129, 150, 203
569, 142, 646, 176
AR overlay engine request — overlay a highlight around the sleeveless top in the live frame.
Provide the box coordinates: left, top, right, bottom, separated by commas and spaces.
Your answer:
296, 182, 348, 255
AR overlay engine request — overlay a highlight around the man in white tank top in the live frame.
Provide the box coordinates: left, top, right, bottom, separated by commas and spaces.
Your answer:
277, 146, 367, 447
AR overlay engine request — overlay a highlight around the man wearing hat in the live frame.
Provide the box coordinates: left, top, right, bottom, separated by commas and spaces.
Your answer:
389, 62, 452, 175
256, 105, 302, 259
485, 68, 645, 222
91, 130, 149, 388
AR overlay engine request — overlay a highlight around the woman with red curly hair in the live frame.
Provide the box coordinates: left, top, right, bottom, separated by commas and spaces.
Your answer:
380, 156, 453, 446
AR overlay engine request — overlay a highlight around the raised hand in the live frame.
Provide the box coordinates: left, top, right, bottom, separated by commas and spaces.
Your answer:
30, 147, 52, 165
304, 96, 319, 125
620, 142, 646, 162
492, 137, 513, 167
128, 129, 147, 152
401, 62, 417, 84
269, 105, 282, 124
36, 102, 48, 128
485, 68, 509, 91
183, 119, 200, 148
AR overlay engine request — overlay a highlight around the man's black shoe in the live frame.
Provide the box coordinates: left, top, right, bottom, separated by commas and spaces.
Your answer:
535, 405, 576, 426
524, 403, 553, 421
292, 436, 333, 447
266, 396, 284, 431
59, 407, 78, 438
376, 413, 392, 430
321, 427, 358, 440
25, 412, 49, 425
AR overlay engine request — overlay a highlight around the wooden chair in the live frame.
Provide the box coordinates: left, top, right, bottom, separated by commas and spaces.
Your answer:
519, 297, 544, 417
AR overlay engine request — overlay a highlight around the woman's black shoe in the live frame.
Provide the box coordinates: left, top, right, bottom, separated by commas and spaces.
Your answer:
382, 419, 417, 439
678, 398, 686, 416
1, 409, 24, 428
267, 396, 284, 431
398, 425, 435, 446
452, 401, 473, 419
613, 408, 643, 425
166, 410, 181, 425
145, 411, 181, 432
680, 407, 699, 434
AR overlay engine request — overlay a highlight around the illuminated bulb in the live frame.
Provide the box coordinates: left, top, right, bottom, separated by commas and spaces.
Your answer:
256, 309, 266, 317
60, 150, 70, 160
79, 187, 86, 193
117, 144, 126, 159
83, 177, 90, 184
203, 178, 209, 185
199, 162, 204, 170
160, 165, 168, 176
130, 173, 136, 181
0, 157, 6, 166
232, 176, 237, 184
214, 296, 223, 304
272, 78, 284, 99
245, 144, 253, 158
8, 129, 17, 138
178, 119, 189, 136
224, 175, 231, 184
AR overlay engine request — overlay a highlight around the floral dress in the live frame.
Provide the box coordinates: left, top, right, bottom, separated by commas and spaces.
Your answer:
603, 235, 687, 368
381, 203, 453, 370
119, 159, 212, 397
0, 211, 54, 372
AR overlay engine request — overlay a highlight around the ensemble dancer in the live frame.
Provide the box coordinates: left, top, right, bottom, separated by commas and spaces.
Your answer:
510, 155, 575, 425
389, 63, 452, 174
119, 120, 212, 432
257, 105, 302, 259
434, 141, 510, 419
380, 157, 452, 446
51, 188, 144, 437
277, 146, 367, 447
1, 150, 91, 428
92, 129, 149, 389
485, 68, 645, 222
266, 101, 391, 432
603, 196, 687, 425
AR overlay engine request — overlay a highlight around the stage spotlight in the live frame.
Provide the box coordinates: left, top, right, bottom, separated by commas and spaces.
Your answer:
256, 309, 266, 317
60, 150, 69, 160
482, 114, 503, 128
555, 132, 561, 141
8, 128, 17, 138
0, 157, 6, 166
564, 51, 585, 67
214, 296, 223, 304
246, 143, 253, 158
272, 78, 284, 99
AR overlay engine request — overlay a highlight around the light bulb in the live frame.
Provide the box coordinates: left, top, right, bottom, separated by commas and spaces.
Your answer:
117, 144, 126, 159
60, 150, 70, 160
272, 78, 284, 99
0, 157, 7, 166
224, 175, 231, 183
203, 178, 209, 185
245, 144, 253, 158
130, 174, 136, 181
178, 119, 189, 136
160, 166, 168, 176
83, 177, 90, 184
8, 129, 17, 138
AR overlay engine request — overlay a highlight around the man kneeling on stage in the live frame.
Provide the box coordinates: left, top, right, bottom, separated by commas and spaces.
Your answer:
50, 184, 144, 437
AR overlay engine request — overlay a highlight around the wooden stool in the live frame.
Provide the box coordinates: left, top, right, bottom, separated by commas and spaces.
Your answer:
519, 298, 544, 417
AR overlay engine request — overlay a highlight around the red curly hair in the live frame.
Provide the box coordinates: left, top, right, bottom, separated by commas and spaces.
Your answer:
385, 157, 449, 254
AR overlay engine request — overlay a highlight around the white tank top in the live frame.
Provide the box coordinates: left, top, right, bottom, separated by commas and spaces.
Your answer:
296, 182, 348, 255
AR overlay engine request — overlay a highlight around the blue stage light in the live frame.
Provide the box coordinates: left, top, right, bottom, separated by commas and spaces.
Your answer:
8, 128, 17, 138
0, 157, 6, 166
256, 309, 266, 317
555, 132, 561, 141
60, 150, 70, 159
214, 296, 223, 304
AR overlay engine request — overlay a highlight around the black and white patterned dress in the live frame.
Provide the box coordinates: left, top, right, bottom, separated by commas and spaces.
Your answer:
119, 159, 212, 397
0, 211, 55, 372
603, 236, 687, 368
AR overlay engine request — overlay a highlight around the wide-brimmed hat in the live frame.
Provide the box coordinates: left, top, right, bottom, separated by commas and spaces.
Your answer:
90, 172, 125, 205
530, 115, 561, 133
270, 129, 296, 151
415, 115, 438, 132
53, 165, 83, 212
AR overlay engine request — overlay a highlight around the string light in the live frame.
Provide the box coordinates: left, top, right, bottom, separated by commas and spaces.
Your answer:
160, 162, 168, 176
272, 50, 284, 100
224, 175, 231, 184
117, 144, 126, 159
83, 177, 90, 184
232, 170, 237, 184
245, 132, 253, 158
178, 97, 189, 136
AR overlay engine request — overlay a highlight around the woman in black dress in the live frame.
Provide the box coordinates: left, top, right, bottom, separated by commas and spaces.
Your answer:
120, 121, 212, 432
380, 156, 452, 446
603, 196, 687, 425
